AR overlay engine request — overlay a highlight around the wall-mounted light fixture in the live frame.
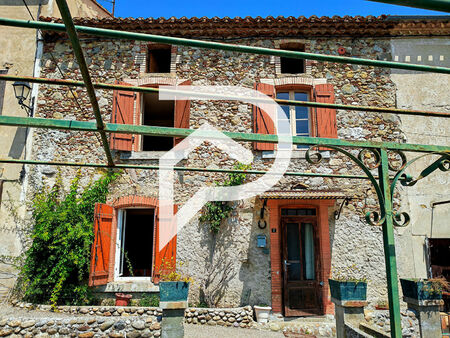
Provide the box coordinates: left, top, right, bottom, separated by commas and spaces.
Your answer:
12, 81, 33, 116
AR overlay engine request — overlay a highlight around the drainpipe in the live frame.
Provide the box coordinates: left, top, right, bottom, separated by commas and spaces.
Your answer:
20, 0, 43, 202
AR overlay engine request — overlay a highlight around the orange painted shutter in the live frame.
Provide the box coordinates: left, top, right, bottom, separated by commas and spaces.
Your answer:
174, 80, 192, 146
253, 83, 275, 150
315, 84, 337, 139
89, 203, 113, 286
153, 205, 177, 284
110, 81, 134, 151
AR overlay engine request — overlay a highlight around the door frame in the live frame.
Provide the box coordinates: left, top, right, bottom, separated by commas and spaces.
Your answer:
266, 199, 335, 315
281, 215, 321, 316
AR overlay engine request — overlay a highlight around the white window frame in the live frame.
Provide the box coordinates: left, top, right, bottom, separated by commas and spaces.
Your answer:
114, 208, 156, 281
276, 90, 311, 147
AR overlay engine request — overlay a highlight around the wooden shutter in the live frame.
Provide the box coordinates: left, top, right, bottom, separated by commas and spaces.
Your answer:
253, 83, 275, 150
315, 84, 337, 139
89, 203, 114, 286
110, 81, 134, 151
152, 205, 177, 284
174, 80, 192, 146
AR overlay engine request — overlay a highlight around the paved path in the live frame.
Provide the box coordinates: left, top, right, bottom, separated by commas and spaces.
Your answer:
184, 324, 284, 338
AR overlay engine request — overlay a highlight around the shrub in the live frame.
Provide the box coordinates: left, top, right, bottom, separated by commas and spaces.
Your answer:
17, 170, 119, 307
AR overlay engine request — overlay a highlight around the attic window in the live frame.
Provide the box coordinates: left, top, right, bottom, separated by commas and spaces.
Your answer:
146, 45, 171, 73
280, 43, 305, 74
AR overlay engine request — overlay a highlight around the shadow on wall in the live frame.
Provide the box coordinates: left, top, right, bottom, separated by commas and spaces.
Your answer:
238, 198, 271, 307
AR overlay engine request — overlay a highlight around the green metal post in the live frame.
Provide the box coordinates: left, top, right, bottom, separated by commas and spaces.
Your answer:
379, 148, 402, 338
1, 74, 449, 118
0, 115, 449, 153
367, 0, 450, 13
54, 0, 114, 167
1, 17, 450, 74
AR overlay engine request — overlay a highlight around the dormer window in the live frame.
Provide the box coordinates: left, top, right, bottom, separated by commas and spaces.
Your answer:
146, 45, 171, 73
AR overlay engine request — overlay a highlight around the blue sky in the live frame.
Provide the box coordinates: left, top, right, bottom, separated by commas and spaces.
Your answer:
98, 0, 445, 18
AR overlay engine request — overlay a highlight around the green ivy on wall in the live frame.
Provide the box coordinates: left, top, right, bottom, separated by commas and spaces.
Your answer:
17, 169, 119, 307
199, 163, 251, 233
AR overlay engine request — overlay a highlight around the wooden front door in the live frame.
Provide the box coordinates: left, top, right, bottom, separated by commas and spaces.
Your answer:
282, 210, 321, 316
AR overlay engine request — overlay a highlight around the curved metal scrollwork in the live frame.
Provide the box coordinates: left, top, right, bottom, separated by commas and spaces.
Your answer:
306, 145, 386, 226
305, 146, 323, 165
305, 145, 449, 229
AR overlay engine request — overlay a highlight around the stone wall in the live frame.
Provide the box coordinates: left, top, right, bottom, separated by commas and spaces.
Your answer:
0, 315, 161, 338
184, 306, 254, 327
364, 309, 419, 337
24, 33, 404, 308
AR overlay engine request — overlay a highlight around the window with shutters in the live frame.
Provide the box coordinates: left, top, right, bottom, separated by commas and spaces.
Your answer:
110, 80, 191, 153
253, 81, 337, 153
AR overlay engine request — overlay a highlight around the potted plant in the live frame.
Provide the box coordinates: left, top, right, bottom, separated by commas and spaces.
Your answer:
254, 303, 271, 324
157, 258, 193, 308
115, 293, 132, 306
329, 264, 368, 301
375, 299, 389, 310
400, 277, 449, 301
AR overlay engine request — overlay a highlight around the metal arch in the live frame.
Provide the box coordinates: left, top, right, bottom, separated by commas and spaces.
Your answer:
306, 145, 387, 225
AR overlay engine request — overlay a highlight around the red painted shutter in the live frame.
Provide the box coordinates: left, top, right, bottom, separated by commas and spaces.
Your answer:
89, 203, 114, 286
153, 205, 177, 284
110, 81, 134, 151
315, 84, 337, 139
253, 83, 275, 150
174, 80, 192, 146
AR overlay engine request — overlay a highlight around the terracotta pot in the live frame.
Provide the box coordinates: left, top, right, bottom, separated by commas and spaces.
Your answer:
115, 293, 132, 306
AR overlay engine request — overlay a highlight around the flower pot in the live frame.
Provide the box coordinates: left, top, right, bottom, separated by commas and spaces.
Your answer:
400, 278, 443, 301
329, 279, 367, 301
254, 305, 271, 324
159, 281, 190, 303
115, 293, 132, 306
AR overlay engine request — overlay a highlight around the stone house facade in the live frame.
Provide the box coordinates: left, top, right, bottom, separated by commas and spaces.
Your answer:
20, 15, 450, 316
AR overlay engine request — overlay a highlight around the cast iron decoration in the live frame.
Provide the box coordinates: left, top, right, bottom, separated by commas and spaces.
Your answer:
0, 2, 449, 336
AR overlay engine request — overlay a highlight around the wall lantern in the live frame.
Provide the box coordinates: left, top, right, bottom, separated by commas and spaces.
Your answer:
12, 81, 33, 116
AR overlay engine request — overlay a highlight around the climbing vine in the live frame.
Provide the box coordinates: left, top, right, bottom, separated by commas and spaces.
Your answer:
199, 163, 251, 233
17, 169, 120, 307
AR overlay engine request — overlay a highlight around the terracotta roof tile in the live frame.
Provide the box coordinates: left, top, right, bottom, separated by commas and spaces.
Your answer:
39, 15, 450, 38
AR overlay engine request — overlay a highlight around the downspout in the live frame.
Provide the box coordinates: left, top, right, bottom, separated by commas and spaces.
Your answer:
20, 0, 44, 202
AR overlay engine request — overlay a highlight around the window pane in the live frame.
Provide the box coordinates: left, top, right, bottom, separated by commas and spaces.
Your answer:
301, 223, 315, 280
295, 106, 308, 119
287, 223, 301, 281
276, 92, 289, 100
296, 120, 309, 135
294, 92, 308, 101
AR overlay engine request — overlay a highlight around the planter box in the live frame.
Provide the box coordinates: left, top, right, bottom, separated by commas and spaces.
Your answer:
159, 281, 190, 309
400, 278, 443, 301
329, 279, 367, 301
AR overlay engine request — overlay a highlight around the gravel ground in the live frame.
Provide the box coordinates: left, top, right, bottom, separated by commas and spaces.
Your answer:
0, 304, 76, 319
184, 324, 284, 338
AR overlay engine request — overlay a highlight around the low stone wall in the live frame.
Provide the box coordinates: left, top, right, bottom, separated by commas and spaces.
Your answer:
184, 306, 255, 328
25, 304, 163, 318
364, 309, 419, 337
0, 316, 161, 337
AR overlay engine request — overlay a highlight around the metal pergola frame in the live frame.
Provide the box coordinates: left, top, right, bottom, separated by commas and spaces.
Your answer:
0, 1, 449, 337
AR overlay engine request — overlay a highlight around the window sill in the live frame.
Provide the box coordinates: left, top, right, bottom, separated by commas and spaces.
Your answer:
261, 149, 331, 159
102, 280, 159, 293
120, 151, 167, 160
